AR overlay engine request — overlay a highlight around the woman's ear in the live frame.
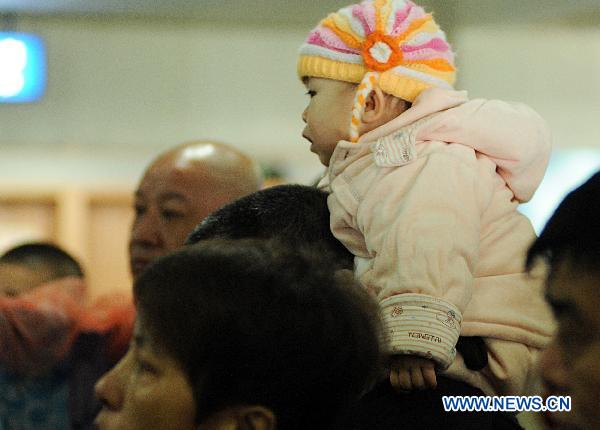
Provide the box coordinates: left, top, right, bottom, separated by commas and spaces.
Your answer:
201, 405, 275, 430
238, 406, 276, 430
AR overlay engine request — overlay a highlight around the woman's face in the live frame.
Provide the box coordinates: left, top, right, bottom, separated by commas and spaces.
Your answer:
94, 318, 197, 430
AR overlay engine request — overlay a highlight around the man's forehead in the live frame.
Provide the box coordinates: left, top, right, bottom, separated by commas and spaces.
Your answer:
137, 159, 212, 196
150, 143, 221, 173
174, 145, 217, 167
148, 153, 209, 178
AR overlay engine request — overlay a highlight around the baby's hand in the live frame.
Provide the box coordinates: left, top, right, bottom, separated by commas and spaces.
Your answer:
389, 355, 437, 392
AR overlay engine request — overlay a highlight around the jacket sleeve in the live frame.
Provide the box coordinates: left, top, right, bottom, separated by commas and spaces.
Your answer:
353, 146, 490, 369
0, 278, 84, 375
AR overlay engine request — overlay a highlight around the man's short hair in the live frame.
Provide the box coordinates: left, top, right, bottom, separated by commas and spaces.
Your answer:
526, 171, 600, 275
185, 184, 353, 270
134, 239, 382, 429
0, 242, 84, 280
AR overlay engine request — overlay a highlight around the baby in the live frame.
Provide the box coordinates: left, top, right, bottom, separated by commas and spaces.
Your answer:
298, 0, 555, 396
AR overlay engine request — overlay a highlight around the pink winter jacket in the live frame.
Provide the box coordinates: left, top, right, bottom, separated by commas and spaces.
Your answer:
320, 88, 555, 395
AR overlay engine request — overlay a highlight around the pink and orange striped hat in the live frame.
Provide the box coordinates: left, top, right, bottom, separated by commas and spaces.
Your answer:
298, 0, 456, 141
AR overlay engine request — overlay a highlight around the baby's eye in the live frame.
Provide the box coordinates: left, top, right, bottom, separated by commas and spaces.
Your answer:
305, 90, 316, 98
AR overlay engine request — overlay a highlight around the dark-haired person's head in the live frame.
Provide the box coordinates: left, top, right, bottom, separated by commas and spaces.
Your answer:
527, 171, 600, 430
186, 184, 353, 271
94, 239, 382, 430
0, 242, 84, 297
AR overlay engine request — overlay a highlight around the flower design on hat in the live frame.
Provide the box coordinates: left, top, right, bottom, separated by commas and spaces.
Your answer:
362, 32, 403, 71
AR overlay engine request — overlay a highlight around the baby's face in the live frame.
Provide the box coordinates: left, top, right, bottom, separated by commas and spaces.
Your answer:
301, 77, 356, 166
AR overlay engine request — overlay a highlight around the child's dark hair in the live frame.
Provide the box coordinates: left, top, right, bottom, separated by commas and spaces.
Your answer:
526, 171, 600, 276
134, 239, 383, 430
0, 242, 84, 280
185, 184, 353, 270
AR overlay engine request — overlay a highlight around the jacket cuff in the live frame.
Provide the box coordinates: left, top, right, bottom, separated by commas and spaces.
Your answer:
381, 293, 462, 370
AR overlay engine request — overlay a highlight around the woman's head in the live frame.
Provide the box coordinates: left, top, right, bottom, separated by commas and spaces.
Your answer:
95, 239, 383, 430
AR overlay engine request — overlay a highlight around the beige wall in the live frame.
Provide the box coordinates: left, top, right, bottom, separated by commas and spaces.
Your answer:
0, 17, 325, 186
455, 24, 600, 149
0, 17, 598, 188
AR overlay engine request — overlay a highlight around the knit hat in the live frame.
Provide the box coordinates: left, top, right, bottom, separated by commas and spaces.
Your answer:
298, 0, 456, 141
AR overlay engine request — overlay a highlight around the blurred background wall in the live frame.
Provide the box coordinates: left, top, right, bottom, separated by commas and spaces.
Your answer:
1, 0, 599, 186
0, 0, 599, 297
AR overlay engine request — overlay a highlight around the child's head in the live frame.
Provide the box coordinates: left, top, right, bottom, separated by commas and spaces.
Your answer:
0, 242, 84, 296
298, 0, 456, 165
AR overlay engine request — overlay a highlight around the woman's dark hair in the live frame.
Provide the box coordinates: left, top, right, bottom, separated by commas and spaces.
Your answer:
185, 184, 354, 271
0, 242, 84, 279
526, 170, 600, 276
134, 239, 382, 430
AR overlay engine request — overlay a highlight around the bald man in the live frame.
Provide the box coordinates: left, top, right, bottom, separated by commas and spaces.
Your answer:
129, 141, 263, 279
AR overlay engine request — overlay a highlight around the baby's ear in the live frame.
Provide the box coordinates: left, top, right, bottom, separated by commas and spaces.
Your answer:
362, 89, 408, 133
361, 87, 390, 131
